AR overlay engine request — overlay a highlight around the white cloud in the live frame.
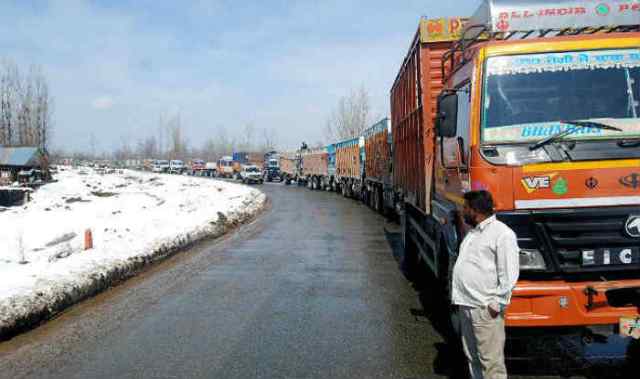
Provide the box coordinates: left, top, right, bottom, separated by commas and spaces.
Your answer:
91, 96, 114, 110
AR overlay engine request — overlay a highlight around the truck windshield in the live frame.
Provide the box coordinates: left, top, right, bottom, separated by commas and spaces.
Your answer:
482, 49, 640, 144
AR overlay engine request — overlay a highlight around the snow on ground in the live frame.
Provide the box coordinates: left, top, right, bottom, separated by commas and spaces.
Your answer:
0, 167, 265, 334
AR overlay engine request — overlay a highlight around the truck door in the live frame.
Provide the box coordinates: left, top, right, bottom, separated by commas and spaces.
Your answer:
439, 82, 471, 200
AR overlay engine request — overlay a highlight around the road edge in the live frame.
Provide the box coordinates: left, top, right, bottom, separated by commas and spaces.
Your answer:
0, 189, 268, 342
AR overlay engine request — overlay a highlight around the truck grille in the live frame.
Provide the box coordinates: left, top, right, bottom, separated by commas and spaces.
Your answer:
498, 207, 640, 274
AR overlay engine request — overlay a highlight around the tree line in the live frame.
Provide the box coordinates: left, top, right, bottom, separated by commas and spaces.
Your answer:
90, 114, 278, 163
0, 59, 52, 149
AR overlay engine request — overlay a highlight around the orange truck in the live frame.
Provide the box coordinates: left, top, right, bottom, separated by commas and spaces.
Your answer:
301, 148, 329, 189
279, 151, 302, 185
335, 137, 364, 198
362, 118, 393, 214
392, 0, 640, 369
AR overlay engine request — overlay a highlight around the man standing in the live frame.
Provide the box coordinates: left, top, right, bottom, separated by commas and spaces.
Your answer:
452, 191, 520, 379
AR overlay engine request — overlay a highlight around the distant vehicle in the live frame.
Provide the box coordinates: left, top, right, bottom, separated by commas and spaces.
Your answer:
279, 152, 302, 185
204, 162, 217, 177
190, 159, 206, 175
152, 160, 169, 173
169, 160, 185, 174
239, 165, 263, 184
217, 156, 235, 178
263, 151, 280, 182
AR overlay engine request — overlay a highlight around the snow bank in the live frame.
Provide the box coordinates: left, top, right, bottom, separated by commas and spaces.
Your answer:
0, 167, 266, 339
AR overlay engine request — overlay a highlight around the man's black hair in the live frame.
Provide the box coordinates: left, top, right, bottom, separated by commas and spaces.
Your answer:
463, 190, 494, 215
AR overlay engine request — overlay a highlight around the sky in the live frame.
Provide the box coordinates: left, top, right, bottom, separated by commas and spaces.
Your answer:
0, 0, 479, 153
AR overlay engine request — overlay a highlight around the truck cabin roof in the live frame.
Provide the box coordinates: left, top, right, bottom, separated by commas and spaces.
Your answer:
443, 0, 640, 82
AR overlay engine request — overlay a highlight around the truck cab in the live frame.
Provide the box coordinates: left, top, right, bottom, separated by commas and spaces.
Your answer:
169, 160, 185, 174
436, 0, 640, 328
393, 0, 640, 368
217, 156, 235, 178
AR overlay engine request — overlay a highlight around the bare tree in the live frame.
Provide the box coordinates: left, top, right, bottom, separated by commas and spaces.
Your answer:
136, 136, 158, 159
325, 85, 372, 141
0, 60, 53, 148
88, 132, 98, 159
214, 125, 233, 157
260, 128, 277, 153
167, 113, 187, 160
32, 67, 52, 150
239, 122, 255, 151
114, 136, 132, 161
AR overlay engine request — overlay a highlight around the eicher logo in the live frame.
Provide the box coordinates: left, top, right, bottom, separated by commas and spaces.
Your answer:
521, 174, 556, 194
625, 216, 640, 238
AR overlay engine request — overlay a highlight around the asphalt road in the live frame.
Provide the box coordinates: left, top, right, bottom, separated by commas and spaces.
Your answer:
0, 182, 581, 379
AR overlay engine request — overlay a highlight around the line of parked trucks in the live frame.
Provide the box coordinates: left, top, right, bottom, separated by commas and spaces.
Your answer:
145, 151, 282, 185
275, 0, 640, 373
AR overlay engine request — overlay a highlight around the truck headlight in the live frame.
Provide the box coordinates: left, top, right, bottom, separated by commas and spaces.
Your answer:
519, 249, 547, 271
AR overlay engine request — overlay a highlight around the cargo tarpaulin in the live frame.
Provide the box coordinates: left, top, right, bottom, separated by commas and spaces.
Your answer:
467, 0, 640, 35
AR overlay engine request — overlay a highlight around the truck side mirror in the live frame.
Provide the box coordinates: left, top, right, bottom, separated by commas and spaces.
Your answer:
436, 92, 458, 138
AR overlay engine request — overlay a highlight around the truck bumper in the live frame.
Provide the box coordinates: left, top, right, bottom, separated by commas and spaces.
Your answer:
504, 280, 640, 375
507, 280, 640, 327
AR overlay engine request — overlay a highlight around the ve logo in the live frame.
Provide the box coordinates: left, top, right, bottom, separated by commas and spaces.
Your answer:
521, 174, 556, 194
625, 216, 640, 238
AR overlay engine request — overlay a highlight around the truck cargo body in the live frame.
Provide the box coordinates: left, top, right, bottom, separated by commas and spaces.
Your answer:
232, 152, 248, 164
394, 4, 640, 367
301, 148, 330, 190
335, 137, 363, 198
363, 118, 393, 213
279, 152, 301, 185
233, 152, 263, 169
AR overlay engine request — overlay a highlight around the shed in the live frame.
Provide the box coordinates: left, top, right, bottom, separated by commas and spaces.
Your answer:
0, 146, 49, 184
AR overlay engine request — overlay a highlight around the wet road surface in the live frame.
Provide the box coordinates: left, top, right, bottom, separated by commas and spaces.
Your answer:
0, 183, 581, 378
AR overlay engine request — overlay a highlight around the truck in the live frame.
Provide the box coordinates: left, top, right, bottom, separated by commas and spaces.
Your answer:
168, 160, 185, 174
279, 151, 302, 185
216, 156, 235, 178
362, 118, 393, 214
204, 161, 217, 177
392, 1, 640, 370
301, 148, 330, 190
152, 160, 170, 173
335, 137, 364, 198
189, 159, 206, 176
263, 151, 281, 182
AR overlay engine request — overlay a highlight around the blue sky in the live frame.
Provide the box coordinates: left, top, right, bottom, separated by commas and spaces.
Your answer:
0, 0, 479, 153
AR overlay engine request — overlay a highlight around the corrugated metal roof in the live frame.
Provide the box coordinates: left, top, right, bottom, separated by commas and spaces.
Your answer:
0, 146, 42, 166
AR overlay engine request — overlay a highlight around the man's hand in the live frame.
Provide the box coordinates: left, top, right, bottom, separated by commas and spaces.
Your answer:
488, 302, 500, 319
